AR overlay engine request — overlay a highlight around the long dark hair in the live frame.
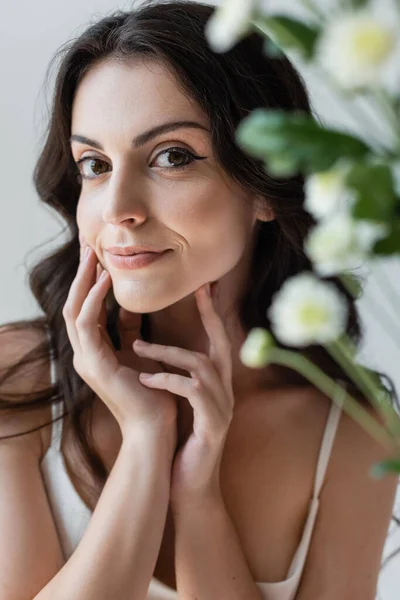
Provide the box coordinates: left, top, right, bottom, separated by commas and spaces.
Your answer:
1, 0, 399, 571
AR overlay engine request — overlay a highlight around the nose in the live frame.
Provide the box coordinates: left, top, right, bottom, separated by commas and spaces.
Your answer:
102, 208, 147, 227
101, 164, 148, 226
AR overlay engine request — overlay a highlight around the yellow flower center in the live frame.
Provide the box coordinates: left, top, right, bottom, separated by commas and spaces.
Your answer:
350, 21, 396, 66
315, 170, 342, 193
299, 303, 329, 327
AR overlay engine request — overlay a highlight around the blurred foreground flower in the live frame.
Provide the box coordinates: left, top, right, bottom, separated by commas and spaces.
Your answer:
315, 0, 400, 94
209, 0, 400, 471
204, 0, 260, 53
304, 162, 356, 221
304, 212, 389, 277
267, 272, 348, 347
239, 327, 275, 368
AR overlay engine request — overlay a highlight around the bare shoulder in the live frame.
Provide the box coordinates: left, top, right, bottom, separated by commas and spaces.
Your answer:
225, 383, 333, 459
222, 384, 398, 589
225, 383, 394, 490
0, 324, 52, 458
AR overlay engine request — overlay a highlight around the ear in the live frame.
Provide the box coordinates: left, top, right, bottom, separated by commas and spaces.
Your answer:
253, 198, 275, 223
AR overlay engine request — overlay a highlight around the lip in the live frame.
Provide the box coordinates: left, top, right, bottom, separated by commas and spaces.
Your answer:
106, 249, 171, 270
106, 245, 168, 256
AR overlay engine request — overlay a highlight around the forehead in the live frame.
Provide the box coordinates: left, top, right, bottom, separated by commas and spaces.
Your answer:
71, 58, 209, 134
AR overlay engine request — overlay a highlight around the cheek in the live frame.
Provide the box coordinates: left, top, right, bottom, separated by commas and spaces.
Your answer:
167, 189, 252, 265
76, 201, 86, 233
76, 201, 101, 243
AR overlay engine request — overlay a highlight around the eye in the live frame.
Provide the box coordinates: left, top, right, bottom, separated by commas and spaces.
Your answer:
74, 147, 207, 181
152, 147, 205, 171
75, 157, 110, 182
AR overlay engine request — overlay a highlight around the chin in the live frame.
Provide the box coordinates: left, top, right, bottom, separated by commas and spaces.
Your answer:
113, 290, 176, 314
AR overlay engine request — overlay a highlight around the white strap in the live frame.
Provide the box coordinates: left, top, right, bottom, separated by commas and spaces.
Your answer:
313, 400, 343, 498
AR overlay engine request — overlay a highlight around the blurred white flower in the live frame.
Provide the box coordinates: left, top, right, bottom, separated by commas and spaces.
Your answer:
239, 327, 275, 368
204, 0, 260, 53
268, 272, 348, 347
304, 212, 389, 276
304, 163, 356, 221
315, 0, 400, 94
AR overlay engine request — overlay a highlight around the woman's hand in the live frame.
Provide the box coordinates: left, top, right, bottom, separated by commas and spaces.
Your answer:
62, 238, 178, 448
132, 282, 234, 509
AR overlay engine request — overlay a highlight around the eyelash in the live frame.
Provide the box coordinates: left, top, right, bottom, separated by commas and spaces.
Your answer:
74, 147, 206, 181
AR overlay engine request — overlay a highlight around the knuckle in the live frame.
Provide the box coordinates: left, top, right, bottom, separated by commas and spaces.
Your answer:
192, 377, 203, 391
195, 352, 209, 365
72, 354, 84, 375
75, 315, 90, 329
62, 304, 72, 319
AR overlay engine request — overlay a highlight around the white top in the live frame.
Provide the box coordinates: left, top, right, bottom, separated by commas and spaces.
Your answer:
40, 326, 342, 600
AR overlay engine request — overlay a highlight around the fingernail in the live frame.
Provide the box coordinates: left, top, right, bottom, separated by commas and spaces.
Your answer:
84, 247, 91, 260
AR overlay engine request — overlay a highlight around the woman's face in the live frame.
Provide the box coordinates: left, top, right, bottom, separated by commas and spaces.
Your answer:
71, 58, 271, 313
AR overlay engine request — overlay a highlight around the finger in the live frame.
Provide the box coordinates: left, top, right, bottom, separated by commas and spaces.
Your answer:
195, 284, 232, 390
133, 341, 225, 400
94, 265, 115, 353
96, 263, 108, 329
63, 246, 95, 354
139, 372, 227, 437
79, 233, 87, 262
75, 268, 117, 376
67, 247, 98, 317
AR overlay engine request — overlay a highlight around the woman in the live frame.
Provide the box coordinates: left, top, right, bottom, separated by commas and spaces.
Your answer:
0, 1, 398, 599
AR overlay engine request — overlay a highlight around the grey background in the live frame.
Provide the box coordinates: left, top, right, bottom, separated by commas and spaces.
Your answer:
0, 0, 399, 597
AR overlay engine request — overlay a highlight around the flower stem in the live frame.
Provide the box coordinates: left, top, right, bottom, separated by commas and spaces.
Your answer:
269, 347, 398, 453
326, 333, 400, 439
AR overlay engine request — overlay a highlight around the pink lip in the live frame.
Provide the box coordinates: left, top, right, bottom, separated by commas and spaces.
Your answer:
106, 245, 167, 255
106, 250, 171, 270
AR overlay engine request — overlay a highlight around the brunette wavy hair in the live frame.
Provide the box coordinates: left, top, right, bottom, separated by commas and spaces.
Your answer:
1, 0, 399, 571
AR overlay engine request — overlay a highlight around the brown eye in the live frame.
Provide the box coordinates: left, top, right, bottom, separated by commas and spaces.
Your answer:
151, 147, 207, 172
75, 157, 110, 181
74, 147, 207, 182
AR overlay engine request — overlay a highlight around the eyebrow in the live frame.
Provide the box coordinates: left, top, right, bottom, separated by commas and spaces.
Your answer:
69, 120, 210, 151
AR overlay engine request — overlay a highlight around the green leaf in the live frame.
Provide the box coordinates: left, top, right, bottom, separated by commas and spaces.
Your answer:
251, 15, 320, 60
265, 155, 299, 177
370, 458, 400, 479
345, 163, 397, 221
235, 109, 372, 176
373, 219, 400, 255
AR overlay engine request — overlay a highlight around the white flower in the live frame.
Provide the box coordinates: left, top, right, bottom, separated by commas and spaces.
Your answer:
204, 0, 260, 53
268, 272, 348, 347
304, 163, 357, 221
304, 212, 389, 276
239, 328, 275, 368
315, 0, 400, 94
